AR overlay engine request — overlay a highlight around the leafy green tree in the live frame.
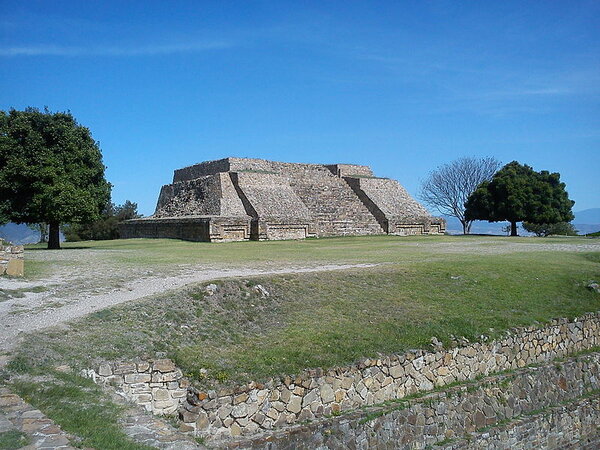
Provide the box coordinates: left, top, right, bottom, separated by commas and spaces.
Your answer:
0, 108, 111, 249
465, 161, 574, 236
63, 200, 141, 241
522, 221, 578, 237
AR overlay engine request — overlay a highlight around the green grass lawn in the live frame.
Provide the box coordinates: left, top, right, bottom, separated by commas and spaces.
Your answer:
6, 370, 153, 450
4, 235, 599, 446
0, 430, 29, 449
25, 234, 597, 269
11, 244, 600, 387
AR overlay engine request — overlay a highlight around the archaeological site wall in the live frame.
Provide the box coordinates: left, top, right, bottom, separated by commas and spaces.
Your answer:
0, 240, 24, 276
87, 311, 600, 446
120, 157, 445, 242
234, 352, 600, 449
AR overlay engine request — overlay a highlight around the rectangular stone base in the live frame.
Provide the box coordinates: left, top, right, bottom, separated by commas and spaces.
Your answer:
6, 259, 24, 277
119, 216, 252, 242
254, 220, 317, 241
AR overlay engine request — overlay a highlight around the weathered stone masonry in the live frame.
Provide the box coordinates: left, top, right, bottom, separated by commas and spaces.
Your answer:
119, 157, 445, 241
85, 359, 189, 415
88, 312, 600, 442
233, 353, 600, 449
0, 239, 24, 276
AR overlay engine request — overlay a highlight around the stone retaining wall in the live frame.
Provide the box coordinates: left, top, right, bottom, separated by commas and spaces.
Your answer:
85, 359, 189, 415
0, 240, 24, 276
231, 352, 600, 449
179, 312, 600, 438
89, 312, 600, 440
118, 216, 252, 242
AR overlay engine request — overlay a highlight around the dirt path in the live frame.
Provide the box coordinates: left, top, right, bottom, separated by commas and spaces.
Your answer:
0, 263, 376, 354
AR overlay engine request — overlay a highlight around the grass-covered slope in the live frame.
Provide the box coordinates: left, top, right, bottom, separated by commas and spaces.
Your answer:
11, 249, 600, 388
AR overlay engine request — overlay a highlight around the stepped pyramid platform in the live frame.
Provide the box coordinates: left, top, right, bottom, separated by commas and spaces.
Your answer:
120, 157, 445, 242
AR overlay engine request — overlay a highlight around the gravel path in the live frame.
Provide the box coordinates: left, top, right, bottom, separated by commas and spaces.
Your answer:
0, 262, 376, 354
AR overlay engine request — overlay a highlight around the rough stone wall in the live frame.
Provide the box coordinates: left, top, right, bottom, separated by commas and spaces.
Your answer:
325, 164, 374, 177
349, 177, 430, 220
174, 159, 231, 182
85, 359, 189, 415
155, 173, 248, 219
276, 164, 384, 236
118, 216, 251, 242
232, 352, 600, 449
345, 176, 445, 235
0, 240, 24, 276
176, 313, 599, 438
233, 172, 311, 221
230, 172, 315, 240
90, 312, 600, 440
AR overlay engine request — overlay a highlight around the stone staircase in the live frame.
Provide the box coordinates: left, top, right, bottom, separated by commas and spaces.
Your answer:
286, 166, 385, 236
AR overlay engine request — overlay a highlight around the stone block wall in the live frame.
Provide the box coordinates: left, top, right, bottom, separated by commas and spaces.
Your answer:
344, 176, 446, 235
174, 159, 232, 182
118, 216, 251, 242
232, 172, 311, 221
177, 312, 600, 438
325, 164, 374, 177
232, 352, 600, 449
85, 359, 190, 415
0, 241, 24, 276
90, 312, 600, 440
155, 173, 248, 218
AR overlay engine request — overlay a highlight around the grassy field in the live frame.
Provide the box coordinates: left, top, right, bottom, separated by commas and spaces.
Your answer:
11, 237, 600, 386
3, 235, 599, 447
24, 234, 598, 271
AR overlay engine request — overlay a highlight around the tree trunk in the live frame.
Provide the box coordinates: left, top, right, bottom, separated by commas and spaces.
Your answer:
461, 220, 468, 235
48, 222, 61, 249
510, 221, 518, 237
39, 223, 48, 243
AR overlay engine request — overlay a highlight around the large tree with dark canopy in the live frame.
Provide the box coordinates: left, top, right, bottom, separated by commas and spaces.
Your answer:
464, 161, 574, 236
0, 108, 111, 249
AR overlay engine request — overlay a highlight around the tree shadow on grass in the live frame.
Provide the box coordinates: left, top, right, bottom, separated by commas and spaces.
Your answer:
25, 246, 93, 250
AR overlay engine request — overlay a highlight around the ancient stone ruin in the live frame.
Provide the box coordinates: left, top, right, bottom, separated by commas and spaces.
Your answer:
0, 239, 24, 277
120, 157, 445, 241
86, 312, 600, 445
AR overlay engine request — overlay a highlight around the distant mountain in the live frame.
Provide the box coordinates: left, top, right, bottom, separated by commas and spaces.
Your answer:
0, 223, 40, 244
572, 208, 600, 235
441, 207, 600, 236
573, 224, 600, 235
441, 216, 527, 236
573, 208, 600, 224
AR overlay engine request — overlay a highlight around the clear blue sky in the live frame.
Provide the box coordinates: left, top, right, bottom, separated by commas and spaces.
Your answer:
1, 0, 599, 216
